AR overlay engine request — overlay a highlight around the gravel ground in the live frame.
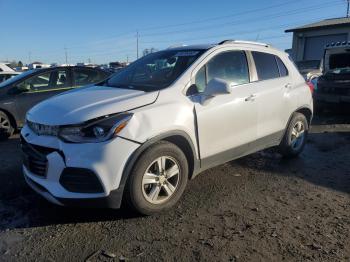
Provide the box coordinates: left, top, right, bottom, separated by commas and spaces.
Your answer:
0, 112, 349, 262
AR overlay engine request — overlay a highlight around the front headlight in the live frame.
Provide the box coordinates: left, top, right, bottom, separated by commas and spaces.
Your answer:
59, 113, 133, 143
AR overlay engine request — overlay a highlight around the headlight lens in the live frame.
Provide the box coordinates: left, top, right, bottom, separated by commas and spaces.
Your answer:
59, 113, 133, 143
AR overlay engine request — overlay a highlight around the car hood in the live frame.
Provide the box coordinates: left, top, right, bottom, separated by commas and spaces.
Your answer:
27, 85, 159, 125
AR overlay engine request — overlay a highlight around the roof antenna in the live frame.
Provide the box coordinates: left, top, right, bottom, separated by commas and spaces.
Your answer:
255, 33, 260, 41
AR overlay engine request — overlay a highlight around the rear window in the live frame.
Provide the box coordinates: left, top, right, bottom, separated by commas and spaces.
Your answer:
329, 53, 350, 69
252, 52, 280, 80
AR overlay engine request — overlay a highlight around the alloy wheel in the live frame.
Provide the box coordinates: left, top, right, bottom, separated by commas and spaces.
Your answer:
290, 121, 305, 151
141, 156, 180, 204
0, 115, 10, 131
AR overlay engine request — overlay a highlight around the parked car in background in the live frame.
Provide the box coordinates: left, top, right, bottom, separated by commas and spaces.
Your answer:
0, 66, 111, 140
296, 60, 322, 81
0, 71, 21, 83
314, 42, 350, 111
0, 63, 14, 72
21, 40, 313, 215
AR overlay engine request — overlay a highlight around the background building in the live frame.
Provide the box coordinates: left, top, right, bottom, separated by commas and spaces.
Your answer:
285, 17, 350, 63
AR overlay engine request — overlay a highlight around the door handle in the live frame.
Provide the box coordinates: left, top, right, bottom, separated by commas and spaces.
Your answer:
245, 94, 256, 102
285, 83, 292, 89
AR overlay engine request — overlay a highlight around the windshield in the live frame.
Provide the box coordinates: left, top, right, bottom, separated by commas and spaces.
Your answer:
0, 70, 36, 88
106, 49, 205, 91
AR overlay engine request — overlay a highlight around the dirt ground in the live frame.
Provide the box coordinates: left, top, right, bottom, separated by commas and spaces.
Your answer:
0, 111, 349, 262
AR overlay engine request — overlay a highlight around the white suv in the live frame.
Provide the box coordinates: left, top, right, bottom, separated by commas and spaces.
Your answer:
21, 40, 313, 214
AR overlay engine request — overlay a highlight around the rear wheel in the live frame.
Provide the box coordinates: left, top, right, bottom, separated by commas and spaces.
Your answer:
279, 113, 308, 158
125, 141, 188, 215
0, 111, 14, 141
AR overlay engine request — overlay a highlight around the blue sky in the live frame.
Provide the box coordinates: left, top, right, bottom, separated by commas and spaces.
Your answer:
0, 0, 347, 64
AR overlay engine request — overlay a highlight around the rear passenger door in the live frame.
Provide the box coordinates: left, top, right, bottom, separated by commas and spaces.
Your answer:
250, 51, 292, 142
72, 68, 108, 88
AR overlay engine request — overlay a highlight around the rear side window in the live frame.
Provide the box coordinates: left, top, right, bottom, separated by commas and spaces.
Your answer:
276, 57, 288, 77
252, 52, 280, 80
73, 68, 105, 87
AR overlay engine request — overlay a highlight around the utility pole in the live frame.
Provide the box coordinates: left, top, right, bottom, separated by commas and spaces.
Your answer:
64, 47, 68, 64
28, 51, 31, 64
126, 55, 129, 63
347, 0, 350, 17
136, 30, 139, 59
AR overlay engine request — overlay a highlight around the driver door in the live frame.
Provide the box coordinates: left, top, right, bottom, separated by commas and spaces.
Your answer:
191, 50, 258, 167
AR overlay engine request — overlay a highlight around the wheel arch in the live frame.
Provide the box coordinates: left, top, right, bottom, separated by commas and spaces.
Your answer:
280, 106, 313, 144
119, 130, 199, 193
295, 106, 313, 126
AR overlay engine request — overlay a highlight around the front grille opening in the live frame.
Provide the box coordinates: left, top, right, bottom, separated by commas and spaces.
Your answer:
59, 168, 104, 193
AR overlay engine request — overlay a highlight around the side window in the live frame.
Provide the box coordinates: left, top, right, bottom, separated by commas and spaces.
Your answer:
18, 72, 51, 92
54, 70, 69, 88
195, 66, 206, 93
252, 52, 280, 80
276, 57, 288, 77
17, 70, 69, 92
207, 51, 249, 86
73, 68, 102, 87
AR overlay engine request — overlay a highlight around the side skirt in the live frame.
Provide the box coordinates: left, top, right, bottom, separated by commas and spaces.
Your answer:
192, 130, 284, 178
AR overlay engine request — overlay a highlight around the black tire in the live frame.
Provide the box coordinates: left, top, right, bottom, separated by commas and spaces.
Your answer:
279, 112, 308, 158
0, 111, 14, 141
125, 141, 188, 215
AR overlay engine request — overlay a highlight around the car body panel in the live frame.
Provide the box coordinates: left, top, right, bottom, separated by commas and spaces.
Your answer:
20, 41, 313, 208
27, 86, 159, 125
21, 124, 140, 197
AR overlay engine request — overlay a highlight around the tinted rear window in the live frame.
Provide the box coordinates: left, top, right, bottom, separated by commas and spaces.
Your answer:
252, 51, 280, 80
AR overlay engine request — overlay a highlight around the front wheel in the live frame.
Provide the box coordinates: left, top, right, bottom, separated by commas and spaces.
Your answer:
125, 141, 188, 215
279, 113, 308, 158
0, 111, 14, 141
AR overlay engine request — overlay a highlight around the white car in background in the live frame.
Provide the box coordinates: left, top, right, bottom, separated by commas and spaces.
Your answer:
21, 40, 313, 215
0, 63, 14, 72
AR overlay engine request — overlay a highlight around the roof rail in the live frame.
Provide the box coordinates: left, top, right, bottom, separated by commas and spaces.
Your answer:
218, 40, 270, 47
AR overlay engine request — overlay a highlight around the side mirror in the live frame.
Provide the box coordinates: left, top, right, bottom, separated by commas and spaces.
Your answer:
204, 78, 233, 97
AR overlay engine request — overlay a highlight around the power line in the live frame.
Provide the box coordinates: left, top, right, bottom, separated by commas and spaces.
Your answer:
140, 0, 342, 38
139, 0, 305, 32
27, 0, 338, 56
